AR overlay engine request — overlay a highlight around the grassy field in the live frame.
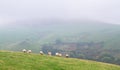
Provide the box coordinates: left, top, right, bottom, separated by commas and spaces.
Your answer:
0, 51, 120, 70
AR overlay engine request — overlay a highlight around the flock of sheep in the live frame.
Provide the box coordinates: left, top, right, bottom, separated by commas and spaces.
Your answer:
22, 49, 69, 58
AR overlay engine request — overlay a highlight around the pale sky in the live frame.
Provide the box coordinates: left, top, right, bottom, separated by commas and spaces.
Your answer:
0, 0, 120, 24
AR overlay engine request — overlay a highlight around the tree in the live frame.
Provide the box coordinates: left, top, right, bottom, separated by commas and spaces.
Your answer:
99, 53, 115, 63
115, 58, 120, 65
101, 57, 113, 63
78, 54, 86, 59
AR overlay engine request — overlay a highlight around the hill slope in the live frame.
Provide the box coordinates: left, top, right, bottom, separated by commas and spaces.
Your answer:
0, 20, 120, 51
0, 51, 120, 70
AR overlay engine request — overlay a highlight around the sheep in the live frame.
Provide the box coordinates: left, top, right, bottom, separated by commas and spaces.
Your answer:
27, 50, 32, 53
48, 52, 52, 56
55, 52, 59, 56
58, 53, 62, 57
40, 51, 44, 55
65, 54, 69, 58
22, 49, 27, 53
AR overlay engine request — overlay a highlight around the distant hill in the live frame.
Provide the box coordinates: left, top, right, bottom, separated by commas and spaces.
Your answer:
0, 19, 120, 50
0, 51, 120, 70
0, 19, 120, 64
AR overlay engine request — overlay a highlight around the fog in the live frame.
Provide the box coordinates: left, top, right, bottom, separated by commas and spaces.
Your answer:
0, 0, 120, 24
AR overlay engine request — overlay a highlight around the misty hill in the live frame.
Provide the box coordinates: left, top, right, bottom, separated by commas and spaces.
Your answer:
0, 19, 120, 49
0, 19, 120, 64
0, 51, 120, 70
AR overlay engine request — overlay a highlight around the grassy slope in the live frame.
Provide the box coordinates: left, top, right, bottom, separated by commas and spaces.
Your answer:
0, 51, 120, 70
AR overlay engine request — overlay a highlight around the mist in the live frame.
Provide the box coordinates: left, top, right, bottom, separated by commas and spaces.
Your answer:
0, 0, 120, 25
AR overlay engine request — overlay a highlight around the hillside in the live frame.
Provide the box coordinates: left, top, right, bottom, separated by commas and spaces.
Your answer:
0, 20, 120, 64
0, 51, 120, 70
0, 20, 120, 51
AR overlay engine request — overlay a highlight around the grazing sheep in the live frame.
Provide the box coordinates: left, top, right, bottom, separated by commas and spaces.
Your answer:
66, 54, 69, 58
22, 49, 27, 53
58, 53, 62, 57
55, 52, 59, 56
27, 50, 32, 53
48, 52, 52, 56
40, 51, 44, 55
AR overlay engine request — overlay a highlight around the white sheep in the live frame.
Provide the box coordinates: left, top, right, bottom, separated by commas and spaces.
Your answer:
40, 51, 44, 55
22, 49, 27, 53
66, 54, 69, 58
27, 50, 32, 53
48, 52, 52, 56
55, 52, 59, 56
58, 53, 62, 57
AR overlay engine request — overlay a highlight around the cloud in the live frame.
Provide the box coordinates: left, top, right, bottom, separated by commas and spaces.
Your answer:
0, 17, 15, 26
0, 0, 120, 24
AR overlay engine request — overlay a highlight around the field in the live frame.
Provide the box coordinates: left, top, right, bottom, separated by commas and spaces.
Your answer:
0, 51, 120, 70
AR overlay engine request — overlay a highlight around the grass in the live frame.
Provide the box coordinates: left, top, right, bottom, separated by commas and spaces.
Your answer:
0, 51, 120, 70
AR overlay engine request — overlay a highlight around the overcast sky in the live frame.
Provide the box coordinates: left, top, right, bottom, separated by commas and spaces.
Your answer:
0, 0, 120, 24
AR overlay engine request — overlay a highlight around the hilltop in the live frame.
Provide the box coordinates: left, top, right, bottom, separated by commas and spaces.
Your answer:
0, 51, 120, 70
